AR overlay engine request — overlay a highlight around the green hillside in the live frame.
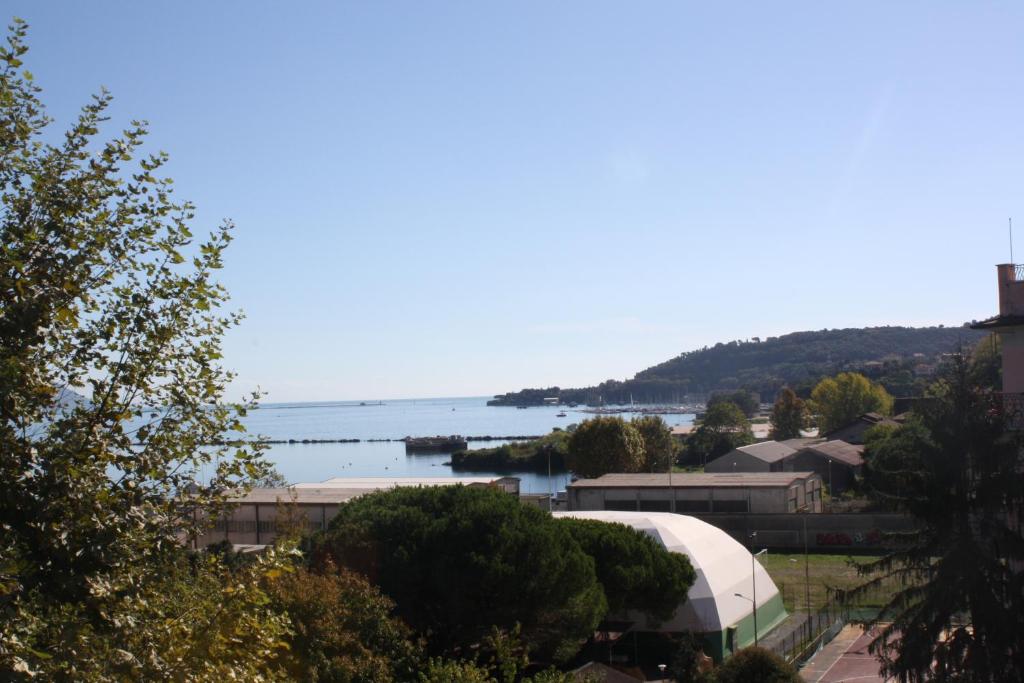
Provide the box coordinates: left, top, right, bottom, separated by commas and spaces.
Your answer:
489, 325, 987, 406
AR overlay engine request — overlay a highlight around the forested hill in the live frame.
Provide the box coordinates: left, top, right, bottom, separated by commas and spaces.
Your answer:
489, 325, 988, 406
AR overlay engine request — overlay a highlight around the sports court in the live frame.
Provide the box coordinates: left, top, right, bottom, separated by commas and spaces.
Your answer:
800, 625, 891, 683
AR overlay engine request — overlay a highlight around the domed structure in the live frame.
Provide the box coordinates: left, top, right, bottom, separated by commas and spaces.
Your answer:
554, 510, 787, 660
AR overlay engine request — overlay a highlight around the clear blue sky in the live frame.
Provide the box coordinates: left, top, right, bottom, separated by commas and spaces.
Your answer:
10, 2, 1024, 401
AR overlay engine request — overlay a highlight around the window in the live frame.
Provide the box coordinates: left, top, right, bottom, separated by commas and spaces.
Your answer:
638, 499, 671, 512
604, 499, 637, 511
712, 499, 748, 513
675, 499, 711, 513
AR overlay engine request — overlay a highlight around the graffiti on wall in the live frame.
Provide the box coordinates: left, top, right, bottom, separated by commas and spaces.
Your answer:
815, 528, 883, 546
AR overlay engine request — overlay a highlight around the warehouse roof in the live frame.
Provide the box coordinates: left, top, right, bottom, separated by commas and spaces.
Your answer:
799, 439, 865, 467
294, 476, 512, 489
568, 472, 817, 489
228, 476, 519, 504
732, 441, 799, 464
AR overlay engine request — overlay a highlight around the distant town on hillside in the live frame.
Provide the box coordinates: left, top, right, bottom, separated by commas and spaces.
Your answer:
489, 325, 988, 405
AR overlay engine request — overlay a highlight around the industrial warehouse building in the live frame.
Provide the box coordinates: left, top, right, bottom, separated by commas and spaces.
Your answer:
554, 511, 787, 660
704, 441, 799, 473
192, 476, 520, 548
705, 439, 864, 493
566, 472, 823, 515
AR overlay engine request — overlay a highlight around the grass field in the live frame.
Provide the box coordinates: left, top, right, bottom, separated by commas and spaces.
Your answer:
760, 553, 889, 613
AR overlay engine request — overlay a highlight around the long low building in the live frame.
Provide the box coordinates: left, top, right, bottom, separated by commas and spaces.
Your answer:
193, 476, 520, 548
566, 472, 823, 515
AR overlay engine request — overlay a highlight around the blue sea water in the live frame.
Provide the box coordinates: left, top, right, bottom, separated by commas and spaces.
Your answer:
242, 396, 695, 494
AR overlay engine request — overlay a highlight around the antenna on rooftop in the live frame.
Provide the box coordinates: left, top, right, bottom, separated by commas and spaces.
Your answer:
1003, 218, 1011, 264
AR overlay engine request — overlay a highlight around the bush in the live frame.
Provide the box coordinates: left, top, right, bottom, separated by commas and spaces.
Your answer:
713, 647, 801, 683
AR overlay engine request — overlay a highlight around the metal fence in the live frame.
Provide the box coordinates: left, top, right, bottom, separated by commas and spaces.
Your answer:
761, 601, 848, 664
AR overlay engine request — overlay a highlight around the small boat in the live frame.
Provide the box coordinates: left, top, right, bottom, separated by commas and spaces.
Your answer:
556, 411, 567, 418
516, 405, 528, 410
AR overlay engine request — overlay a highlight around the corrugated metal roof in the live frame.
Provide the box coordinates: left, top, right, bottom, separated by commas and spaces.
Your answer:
296, 476, 507, 489
734, 441, 799, 463
800, 439, 865, 467
568, 472, 818, 489
228, 476, 514, 504
225, 487, 363, 504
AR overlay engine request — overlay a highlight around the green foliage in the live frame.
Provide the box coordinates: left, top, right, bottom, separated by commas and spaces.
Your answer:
631, 415, 677, 472
713, 646, 801, 683
685, 402, 753, 466
255, 465, 290, 488
853, 357, 1024, 682
414, 627, 578, 683
968, 332, 1001, 390
566, 417, 645, 478
490, 326, 985, 405
418, 658, 495, 683
557, 518, 695, 623
768, 387, 806, 440
313, 485, 607, 663
268, 562, 422, 683
6, 546, 294, 681
810, 372, 893, 434
451, 430, 569, 473
0, 20, 287, 679
669, 633, 714, 683
708, 390, 759, 417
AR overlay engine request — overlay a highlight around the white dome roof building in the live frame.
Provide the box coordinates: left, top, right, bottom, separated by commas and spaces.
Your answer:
553, 511, 787, 660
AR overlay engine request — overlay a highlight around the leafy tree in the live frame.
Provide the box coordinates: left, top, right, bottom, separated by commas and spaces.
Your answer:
969, 332, 1001, 390
451, 430, 569, 473
557, 518, 695, 623
810, 372, 893, 434
418, 658, 495, 683
268, 562, 422, 683
255, 465, 290, 487
631, 415, 677, 472
668, 633, 714, 683
713, 646, 801, 683
566, 416, 645, 478
708, 390, 759, 417
685, 402, 753, 466
768, 387, 806, 440
852, 357, 1024, 682
313, 485, 607, 663
0, 20, 286, 679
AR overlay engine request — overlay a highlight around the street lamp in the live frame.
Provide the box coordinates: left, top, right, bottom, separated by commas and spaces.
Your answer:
733, 592, 755, 647
793, 504, 812, 619
745, 532, 768, 647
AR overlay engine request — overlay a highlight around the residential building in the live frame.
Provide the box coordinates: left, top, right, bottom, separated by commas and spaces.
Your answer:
972, 263, 1024, 403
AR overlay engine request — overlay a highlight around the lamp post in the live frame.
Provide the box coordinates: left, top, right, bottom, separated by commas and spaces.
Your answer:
746, 532, 767, 646
733, 592, 755, 647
